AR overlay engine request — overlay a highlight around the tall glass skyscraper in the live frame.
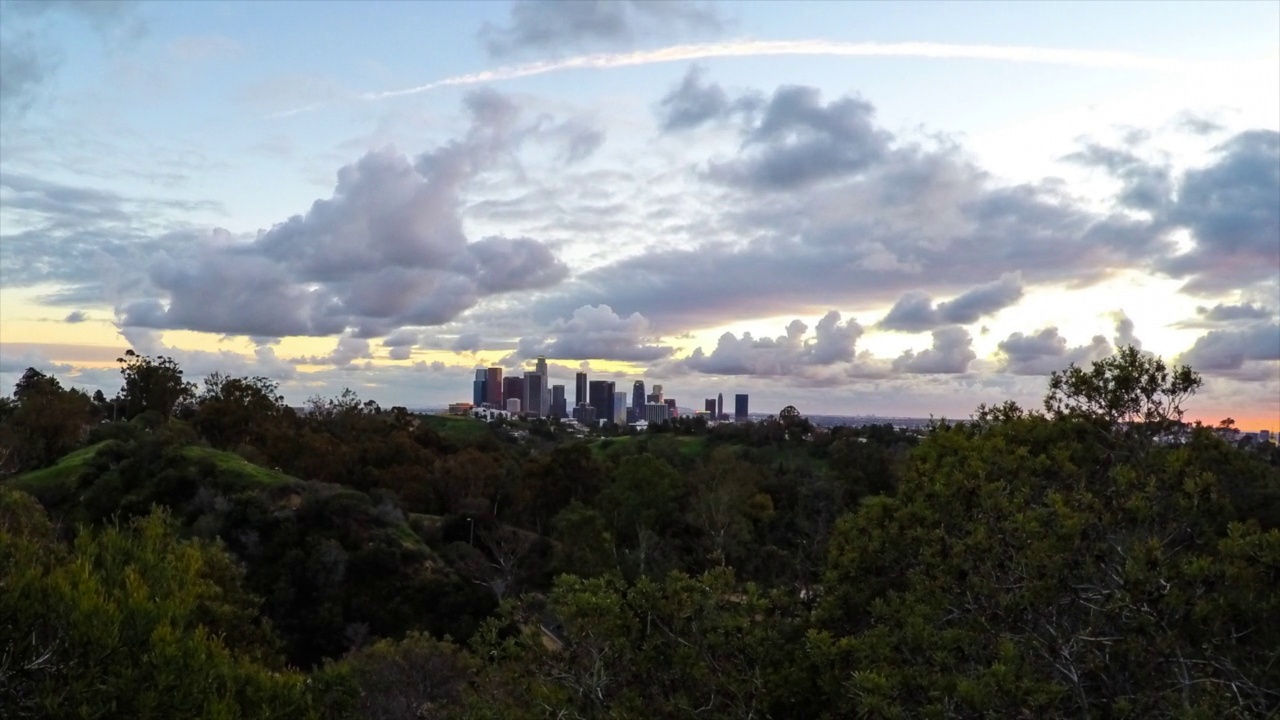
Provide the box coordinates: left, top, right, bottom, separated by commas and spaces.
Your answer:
632, 381, 645, 414
575, 372, 588, 407
735, 394, 749, 421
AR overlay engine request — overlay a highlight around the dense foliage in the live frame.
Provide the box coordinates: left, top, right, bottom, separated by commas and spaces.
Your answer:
1, 348, 1276, 718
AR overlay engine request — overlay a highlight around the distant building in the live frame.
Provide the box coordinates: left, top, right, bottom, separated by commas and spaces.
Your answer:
1261, 429, 1273, 444
588, 380, 615, 425
632, 381, 646, 415
664, 398, 677, 418
704, 398, 716, 415
644, 402, 669, 425
718, 393, 724, 420
551, 384, 567, 418
613, 393, 627, 424
448, 402, 474, 415
575, 372, 588, 407
524, 371, 545, 419
648, 384, 664, 404
503, 376, 524, 407
506, 398, 521, 413
535, 356, 549, 415
472, 369, 486, 407
486, 367, 503, 407
572, 402, 597, 425
735, 393, 749, 422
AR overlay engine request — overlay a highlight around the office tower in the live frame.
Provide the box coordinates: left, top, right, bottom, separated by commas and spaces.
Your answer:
573, 402, 596, 424
551, 384, 566, 418
506, 398, 520, 413
575, 372, 588, 407
535, 356, 550, 415
632, 381, 645, 413
613, 393, 627, 424
717, 393, 723, 419
588, 380, 615, 425
704, 398, 716, 415
503, 376, 524, 406
486, 368, 503, 407
735, 393, 749, 421
524, 371, 545, 418
665, 398, 677, 418
644, 403, 669, 425
473, 369, 487, 406
652, 384, 664, 403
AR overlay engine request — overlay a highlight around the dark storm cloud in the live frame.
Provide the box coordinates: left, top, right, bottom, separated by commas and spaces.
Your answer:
1158, 130, 1280, 295
997, 327, 1111, 376
708, 85, 893, 191
1178, 322, 1280, 373
479, 0, 726, 57
892, 325, 976, 374
113, 89, 567, 340
879, 273, 1024, 332
512, 305, 674, 362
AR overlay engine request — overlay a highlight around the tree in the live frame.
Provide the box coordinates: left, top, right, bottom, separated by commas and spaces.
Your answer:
193, 372, 286, 450
1045, 344, 1200, 434
0, 368, 93, 472
116, 350, 194, 421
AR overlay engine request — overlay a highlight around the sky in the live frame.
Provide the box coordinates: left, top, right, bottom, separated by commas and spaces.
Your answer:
0, 0, 1277, 430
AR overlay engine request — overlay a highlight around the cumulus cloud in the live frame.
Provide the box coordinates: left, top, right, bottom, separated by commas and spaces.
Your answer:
879, 273, 1024, 331
111, 90, 568, 340
63, 310, 88, 323
479, 0, 726, 57
1175, 302, 1277, 330
997, 327, 1112, 375
1159, 130, 1280, 295
513, 304, 674, 362
708, 85, 892, 191
672, 311, 864, 378
1111, 310, 1142, 350
892, 325, 976, 374
1178, 322, 1280, 374
656, 64, 738, 132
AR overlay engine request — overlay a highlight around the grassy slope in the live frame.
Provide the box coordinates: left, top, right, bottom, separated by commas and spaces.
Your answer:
419, 414, 493, 444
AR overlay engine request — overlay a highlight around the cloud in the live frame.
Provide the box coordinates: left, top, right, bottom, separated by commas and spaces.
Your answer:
879, 273, 1024, 331
1063, 142, 1172, 211
892, 325, 976, 374
513, 304, 674, 362
708, 85, 892, 190
280, 39, 1211, 118
479, 0, 726, 57
656, 64, 735, 132
63, 310, 88, 323
1176, 302, 1277, 329
1158, 130, 1280, 295
0, 0, 144, 118
1111, 310, 1142, 350
997, 327, 1112, 375
671, 311, 864, 378
1178, 322, 1280, 374
111, 90, 567, 340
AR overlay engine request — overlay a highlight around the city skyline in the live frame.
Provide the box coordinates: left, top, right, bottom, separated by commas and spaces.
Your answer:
1, 2, 1277, 431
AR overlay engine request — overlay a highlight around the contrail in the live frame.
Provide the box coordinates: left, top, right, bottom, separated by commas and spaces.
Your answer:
270, 39, 1195, 118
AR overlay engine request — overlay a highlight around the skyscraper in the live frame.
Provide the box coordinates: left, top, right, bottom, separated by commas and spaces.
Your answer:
613, 393, 627, 424
551, 384, 566, 417
473, 369, 486, 406
535, 356, 550, 415
664, 398, 677, 418
704, 398, 716, 415
503, 376, 524, 407
647, 384, 663, 404
632, 381, 645, 414
717, 393, 724, 419
575, 372, 588, 407
524, 371, 545, 418
486, 368, 503, 407
588, 380, 615, 425
735, 393, 749, 421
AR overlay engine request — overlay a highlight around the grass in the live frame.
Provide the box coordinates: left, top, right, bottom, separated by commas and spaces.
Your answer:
180, 445, 297, 488
419, 413, 493, 444
4, 442, 108, 503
